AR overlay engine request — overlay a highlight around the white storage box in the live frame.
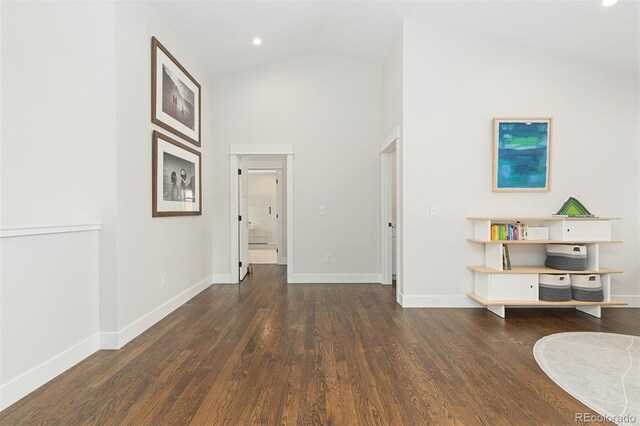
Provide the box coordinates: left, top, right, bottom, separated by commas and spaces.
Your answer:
474, 273, 538, 301
527, 227, 549, 240
548, 220, 611, 241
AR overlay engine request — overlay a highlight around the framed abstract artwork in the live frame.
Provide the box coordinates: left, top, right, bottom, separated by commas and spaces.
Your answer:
151, 37, 201, 147
493, 117, 552, 192
152, 131, 202, 217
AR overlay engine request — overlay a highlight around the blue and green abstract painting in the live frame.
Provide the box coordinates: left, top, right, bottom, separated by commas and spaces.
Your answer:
496, 121, 549, 190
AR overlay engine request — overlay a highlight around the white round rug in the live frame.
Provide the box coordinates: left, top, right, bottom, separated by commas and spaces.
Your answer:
534, 332, 639, 425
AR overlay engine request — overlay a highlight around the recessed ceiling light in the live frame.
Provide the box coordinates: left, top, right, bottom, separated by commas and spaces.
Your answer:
602, 0, 618, 6
252, 37, 262, 46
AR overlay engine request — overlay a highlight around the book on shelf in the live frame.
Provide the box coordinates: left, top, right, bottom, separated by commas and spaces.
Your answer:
491, 224, 499, 241
490, 222, 528, 241
502, 244, 512, 270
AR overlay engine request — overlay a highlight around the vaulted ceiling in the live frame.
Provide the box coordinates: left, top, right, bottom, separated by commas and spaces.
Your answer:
151, 1, 639, 76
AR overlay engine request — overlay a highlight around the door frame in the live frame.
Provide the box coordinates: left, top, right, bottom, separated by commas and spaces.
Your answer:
229, 145, 294, 283
380, 127, 401, 294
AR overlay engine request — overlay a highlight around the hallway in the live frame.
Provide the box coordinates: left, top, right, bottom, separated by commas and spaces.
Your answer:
1, 265, 638, 424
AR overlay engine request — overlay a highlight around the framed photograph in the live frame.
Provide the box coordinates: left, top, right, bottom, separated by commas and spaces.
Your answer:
152, 37, 201, 147
152, 131, 201, 217
493, 117, 552, 192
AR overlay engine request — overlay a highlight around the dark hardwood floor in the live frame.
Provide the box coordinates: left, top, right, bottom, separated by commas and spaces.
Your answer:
2, 265, 638, 425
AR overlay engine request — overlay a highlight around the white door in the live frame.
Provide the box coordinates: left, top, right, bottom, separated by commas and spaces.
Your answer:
238, 161, 249, 280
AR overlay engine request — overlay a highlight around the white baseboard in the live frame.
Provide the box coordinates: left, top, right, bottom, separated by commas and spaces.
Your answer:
100, 275, 213, 350
0, 333, 101, 411
212, 274, 236, 284
277, 257, 287, 265
288, 273, 381, 284
399, 294, 481, 308
612, 295, 640, 307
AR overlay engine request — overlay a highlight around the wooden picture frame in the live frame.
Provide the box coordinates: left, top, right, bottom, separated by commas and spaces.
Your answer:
493, 117, 552, 192
151, 37, 201, 147
152, 131, 202, 217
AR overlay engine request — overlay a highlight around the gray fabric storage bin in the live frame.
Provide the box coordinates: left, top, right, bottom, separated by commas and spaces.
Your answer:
570, 274, 604, 302
545, 244, 588, 271
539, 274, 571, 301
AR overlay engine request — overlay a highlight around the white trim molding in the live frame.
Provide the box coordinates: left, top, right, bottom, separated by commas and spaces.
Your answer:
243, 160, 284, 169
0, 223, 101, 238
228, 146, 295, 285
288, 274, 381, 284
100, 275, 213, 350
0, 333, 101, 411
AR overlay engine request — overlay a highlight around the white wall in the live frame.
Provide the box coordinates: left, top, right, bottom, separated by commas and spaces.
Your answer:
0, 0, 119, 330
401, 21, 640, 306
114, 2, 213, 329
382, 30, 403, 139
211, 53, 382, 281
0, 0, 115, 408
0, 1, 117, 225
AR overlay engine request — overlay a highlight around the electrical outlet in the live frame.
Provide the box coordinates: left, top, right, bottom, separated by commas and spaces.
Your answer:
320, 206, 327, 216
161, 273, 167, 288
430, 204, 439, 217
325, 254, 332, 263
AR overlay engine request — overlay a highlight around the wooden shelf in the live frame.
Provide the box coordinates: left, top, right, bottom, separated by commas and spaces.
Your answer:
468, 293, 627, 307
467, 266, 623, 274
467, 215, 622, 318
467, 238, 622, 244
467, 217, 622, 221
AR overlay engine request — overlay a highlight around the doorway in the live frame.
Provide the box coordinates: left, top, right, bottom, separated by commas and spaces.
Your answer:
247, 170, 278, 264
380, 127, 401, 302
229, 146, 294, 283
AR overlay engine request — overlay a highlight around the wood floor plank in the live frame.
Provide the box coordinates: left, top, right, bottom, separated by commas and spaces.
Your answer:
1, 264, 638, 425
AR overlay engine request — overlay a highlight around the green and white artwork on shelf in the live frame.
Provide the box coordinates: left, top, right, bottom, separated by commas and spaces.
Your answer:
554, 197, 594, 217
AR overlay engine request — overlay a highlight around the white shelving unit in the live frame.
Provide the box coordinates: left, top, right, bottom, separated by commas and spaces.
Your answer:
467, 217, 626, 318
